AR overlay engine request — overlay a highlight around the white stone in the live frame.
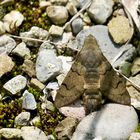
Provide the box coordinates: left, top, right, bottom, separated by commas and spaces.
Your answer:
47, 6, 68, 25
0, 128, 22, 139
15, 112, 30, 126
12, 42, 31, 59
21, 126, 48, 140
49, 25, 64, 37
129, 132, 140, 140
3, 10, 24, 32
22, 90, 37, 110
0, 35, 16, 54
36, 49, 62, 82
3, 75, 27, 95
72, 104, 138, 140
0, 53, 15, 77
87, 0, 114, 24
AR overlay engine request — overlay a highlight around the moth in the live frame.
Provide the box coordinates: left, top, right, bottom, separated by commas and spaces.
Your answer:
55, 35, 130, 114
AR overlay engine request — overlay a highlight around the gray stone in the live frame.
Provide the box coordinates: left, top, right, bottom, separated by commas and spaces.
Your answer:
22, 59, 36, 77
20, 26, 49, 47
49, 25, 64, 37
129, 132, 140, 140
46, 82, 59, 90
0, 128, 22, 139
12, 42, 31, 59
36, 49, 62, 83
41, 100, 55, 111
76, 25, 134, 65
131, 57, 140, 76
55, 117, 78, 140
72, 18, 83, 35
66, 2, 77, 16
30, 78, 45, 91
39, 42, 54, 51
72, 104, 138, 140
3, 10, 24, 32
47, 6, 68, 25
3, 75, 27, 95
15, 112, 30, 126
108, 15, 133, 44
21, 126, 48, 140
22, 90, 37, 110
0, 53, 15, 77
0, 35, 16, 54
79, 0, 91, 8
87, 0, 114, 24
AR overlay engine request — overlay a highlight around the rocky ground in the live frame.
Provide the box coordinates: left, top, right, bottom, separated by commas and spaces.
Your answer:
0, 0, 140, 140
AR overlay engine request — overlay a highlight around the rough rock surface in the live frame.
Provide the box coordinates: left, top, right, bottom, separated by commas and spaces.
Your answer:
72, 104, 138, 140
22, 90, 37, 110
3, 75, 27, 95
0, 53, 15, 77
36, 49, 62, 83
47, 6, 68, 25
87, 0, 114, 24
108, 16, 133, 44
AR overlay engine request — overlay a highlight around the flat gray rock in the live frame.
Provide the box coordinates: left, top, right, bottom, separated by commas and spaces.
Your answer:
72, 104, 138, 140
3, 75, 27, 95
0, 35, 16, 54
22, 90, 37, 110
21, 126, 48, 140
36, 49, 62, 83
87, 0, 114, 24
14, 112, 30, 127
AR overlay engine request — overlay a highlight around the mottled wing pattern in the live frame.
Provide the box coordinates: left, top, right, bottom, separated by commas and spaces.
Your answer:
54, 35, 130, 111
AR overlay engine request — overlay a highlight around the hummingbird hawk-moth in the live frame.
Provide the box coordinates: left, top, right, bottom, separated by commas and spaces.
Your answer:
54, 35, 130, 114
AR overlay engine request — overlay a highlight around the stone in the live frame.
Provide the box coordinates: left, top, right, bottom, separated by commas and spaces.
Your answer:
49, 25, 64, 37
21, 126, 48, 140
131, 57, 140, 76
55, 117, 78, 140
39, 42, 54, 51
79, 0, 91, 8
20, 26, 49, 47
0, 128, 22, 139
47, 6, 68, 25
30, 78, 45, 91
71, 104, 138, 140
0, 0, 14, 6
66, 2, 77, 16
46, 82, 59, 90
0, 35, 16, 54
36, 49, 62, 83
41, 100, 55, 111
22, 90, 37, 110
0, 53, 15, 77
50, 0, 68, 5
59, 100, 86, 120
15, 112, 30, 127
3, 10, 24, 32
129, 132, 140, 140
82, 12, 92, 25
12, 42, 31, 59
39, 1, 51, 8
76, 25, 134, 64
22, 59, 36, 77
87, 0, 114, 24
3, 75, 27, 95
0, 21, 5, 35
108, 15, 133, 44
72, 18, 83, 35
